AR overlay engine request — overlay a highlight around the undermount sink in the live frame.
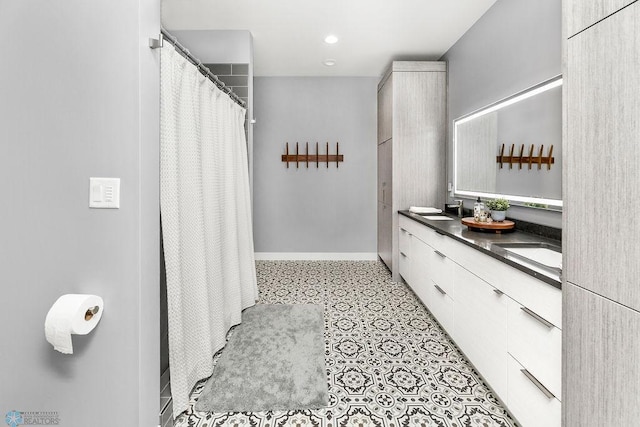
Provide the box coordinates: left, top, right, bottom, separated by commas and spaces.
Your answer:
420, 215, 454, 221
491, 242, 562, 280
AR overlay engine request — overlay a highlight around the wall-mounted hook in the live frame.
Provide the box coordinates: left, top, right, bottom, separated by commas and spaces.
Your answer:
509, 144, 515, 170
281, 141, 344, 168
518, 144, 525, 169
538, 145, 544, 170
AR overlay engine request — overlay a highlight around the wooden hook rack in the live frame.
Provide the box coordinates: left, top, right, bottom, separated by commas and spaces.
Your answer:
496, 143, 555, 170
281, 142, 344, 168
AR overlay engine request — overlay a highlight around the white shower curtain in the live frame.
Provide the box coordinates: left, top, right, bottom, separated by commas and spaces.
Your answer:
160, 44, 258, 418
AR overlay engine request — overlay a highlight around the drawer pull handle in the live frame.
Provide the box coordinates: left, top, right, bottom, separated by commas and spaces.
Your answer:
520, 368, 556, 400
434, 250, 446, 258
400, 228, 411, 236
400, 252, 407, 257
493, 289, 504, 296
520, 306, 554, 329
434, 284, 447, 295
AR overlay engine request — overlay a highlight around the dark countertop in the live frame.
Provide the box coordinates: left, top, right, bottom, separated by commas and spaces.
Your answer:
399, 210, 562, 289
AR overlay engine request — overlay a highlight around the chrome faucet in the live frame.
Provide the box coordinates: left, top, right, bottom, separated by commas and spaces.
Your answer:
447, 199, 464, 217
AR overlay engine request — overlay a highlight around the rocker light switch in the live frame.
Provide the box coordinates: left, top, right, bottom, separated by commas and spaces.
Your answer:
89, 177, 120, 209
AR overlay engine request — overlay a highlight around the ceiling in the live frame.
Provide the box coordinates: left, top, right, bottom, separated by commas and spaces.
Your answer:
162, 0, 497, 77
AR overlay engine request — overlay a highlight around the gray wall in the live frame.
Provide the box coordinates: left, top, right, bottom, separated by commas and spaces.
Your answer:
441, 0, 562, 227
0, 1, 160, 426
253, 77, 377, 254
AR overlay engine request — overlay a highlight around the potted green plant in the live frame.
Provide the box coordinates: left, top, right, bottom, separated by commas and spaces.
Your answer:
486, 198, 510, 222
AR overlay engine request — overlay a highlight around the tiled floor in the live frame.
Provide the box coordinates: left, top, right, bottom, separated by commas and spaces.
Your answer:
174, 260, 518, 427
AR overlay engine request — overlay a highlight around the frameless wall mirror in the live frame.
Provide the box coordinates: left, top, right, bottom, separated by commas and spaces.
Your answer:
453, 75, 563, 210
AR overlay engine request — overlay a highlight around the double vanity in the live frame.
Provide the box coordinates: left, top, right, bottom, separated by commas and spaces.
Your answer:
398, 211, 561, 427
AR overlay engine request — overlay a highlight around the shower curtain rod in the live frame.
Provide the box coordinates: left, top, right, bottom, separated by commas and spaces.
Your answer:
160, 29, 247, 108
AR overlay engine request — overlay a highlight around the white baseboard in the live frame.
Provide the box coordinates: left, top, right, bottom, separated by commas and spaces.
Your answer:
255, 252, 378, 261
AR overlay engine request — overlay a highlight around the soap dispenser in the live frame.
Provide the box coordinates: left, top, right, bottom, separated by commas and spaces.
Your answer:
473, 197, 485, 222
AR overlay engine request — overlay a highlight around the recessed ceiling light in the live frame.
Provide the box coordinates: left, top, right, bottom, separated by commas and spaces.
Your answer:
323, 59, 337, 67
324, 35, 339, 44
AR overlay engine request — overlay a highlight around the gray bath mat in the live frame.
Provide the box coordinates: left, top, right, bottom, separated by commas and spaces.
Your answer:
194, 304, 329, 413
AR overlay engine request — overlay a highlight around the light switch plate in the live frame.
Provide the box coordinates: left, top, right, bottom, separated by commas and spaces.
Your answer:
89, 177, 120, 209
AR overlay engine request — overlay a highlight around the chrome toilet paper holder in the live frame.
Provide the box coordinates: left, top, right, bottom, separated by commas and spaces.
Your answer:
84, 306, 100, 321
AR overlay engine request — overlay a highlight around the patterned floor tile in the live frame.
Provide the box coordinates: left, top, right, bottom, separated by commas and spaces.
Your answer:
173, 261, 518, 427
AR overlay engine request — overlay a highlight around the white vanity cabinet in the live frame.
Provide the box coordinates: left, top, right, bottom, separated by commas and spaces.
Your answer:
399, 216, 455, 334
454, 263, 508, 400
398, 214, 562, 427
506, 296, 562, 427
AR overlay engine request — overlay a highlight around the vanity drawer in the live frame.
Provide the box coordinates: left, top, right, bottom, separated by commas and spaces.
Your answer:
422, 226, 455, 255
448, 238, 562, 328
399, 215, 427, 242
507, 355, 561, 427
428, 279, 454, 334
454, 263, 508, 401
429, 246, 454, 297
399, 226, 412, 255
410, 237, 432, 309
507, 297, 562, 399
399, 250, 411, 283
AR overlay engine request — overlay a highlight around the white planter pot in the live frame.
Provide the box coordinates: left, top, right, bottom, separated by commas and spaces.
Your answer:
491, 210, 507, 222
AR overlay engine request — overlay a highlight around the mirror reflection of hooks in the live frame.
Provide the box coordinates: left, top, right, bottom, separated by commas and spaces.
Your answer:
453, 75, 563, 209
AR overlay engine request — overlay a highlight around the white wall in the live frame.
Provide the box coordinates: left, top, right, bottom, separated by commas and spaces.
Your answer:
253, 77, 377, 257
0, 1, 160, 426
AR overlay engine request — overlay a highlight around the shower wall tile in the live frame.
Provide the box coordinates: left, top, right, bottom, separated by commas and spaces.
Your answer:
232, 86, 248, 98
217, 75, 249, 87
206, 64, 232, 76
202, 63, 250, 136
231, 64, 249, 75
203, 62, 249, 106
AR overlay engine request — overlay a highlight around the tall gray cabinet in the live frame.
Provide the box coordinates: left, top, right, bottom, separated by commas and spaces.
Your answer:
563, 1, 640, 425
377, 61, 446, 281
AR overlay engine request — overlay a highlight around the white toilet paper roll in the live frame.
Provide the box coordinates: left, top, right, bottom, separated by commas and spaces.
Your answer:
44, 294, 104, 354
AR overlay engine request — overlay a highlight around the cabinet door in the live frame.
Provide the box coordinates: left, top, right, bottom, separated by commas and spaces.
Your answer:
398, 227, 412, 283
507, 297, 561, 399
428, 278, 454, 333
377, 139, 392, 205
565, 0, 634, 37
377, 73, 393, 144
378, 202, 392, 269
409, 237, 432, 308
393, 70, 446, 211
563, 283, 640, 426
454, 264, 508, 400
428, 245, 454, 297
507, 355, 561, 427
428, 278, 454, 334
565, 3, 640, 311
